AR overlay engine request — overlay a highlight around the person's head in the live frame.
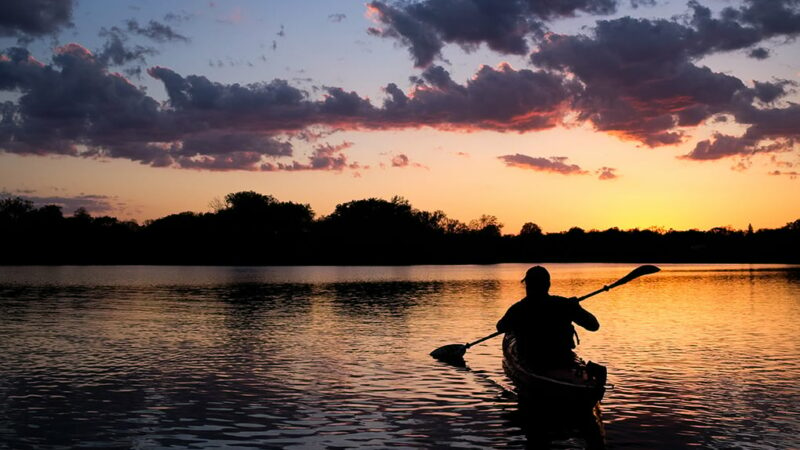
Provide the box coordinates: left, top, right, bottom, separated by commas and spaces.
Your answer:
522, 266, 550, 297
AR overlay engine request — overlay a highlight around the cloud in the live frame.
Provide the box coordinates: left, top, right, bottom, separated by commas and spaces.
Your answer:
498, 154, 588, 175
1, 191, 122, 215
531, 16, 753, 147
383, 63, 575, 131
683, 133, 757, 160
261, 142, 361, 172
447, 2, 785, 157
0, 44, 323, 171
499, 154, 620, 178
94, 18, 192, 73
125, 19, 189, 43
732, 103, 800, 151
163, 11, 195, 24
0, 45, 161, 157
176, 151, 271, 171
97, 27, 157, 67
752, 79, 795, 103
0, 0, 74, 38
682, 127, 796, 161
737, 0, 800, 38
391, 153, 410, 167
770, 155, 797, 168
748, 47, 770, 59
170, 131, 295, 171
328, 13, 347, 23
179, 130, 292, 157
367, 0, 618, 67
596, 167, 618, 180
686, 1, 763, 55
1, 29, 797, 173
528, 4, 800, 156
389, 153, 426, 169
768, 170, 799, 178
147, 61, 573, 134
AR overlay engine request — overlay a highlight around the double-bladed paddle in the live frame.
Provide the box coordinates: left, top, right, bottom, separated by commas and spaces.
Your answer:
429, 265, 660, 364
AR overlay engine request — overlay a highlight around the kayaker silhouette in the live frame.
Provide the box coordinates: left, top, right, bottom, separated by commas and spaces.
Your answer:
497, 266, 599, 366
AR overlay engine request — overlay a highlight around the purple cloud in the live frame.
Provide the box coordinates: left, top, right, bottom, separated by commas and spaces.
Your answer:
391, 153, 410, 167
2, 5, 799, 175
596, 167, 618, 180
683, 134, 757, 161
367, 0, 618, 67
498, 154, 588, 175
768, 170, 799, 179
1, 191, 123, 215
97, 26, 157, 68
748, 47, 770, 59
389, 153, 426, 169
1, 45, 579, 171
261, 142, 361, 172
531, 17, 747, 146
0, 0, 74, 39
367, 0, 800, 69
529, 6, 800, 154
125, 19, 189, 43
383, 64, 575, 131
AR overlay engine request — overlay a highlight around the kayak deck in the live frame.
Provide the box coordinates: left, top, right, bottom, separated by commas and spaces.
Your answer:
502, 333, 606, 410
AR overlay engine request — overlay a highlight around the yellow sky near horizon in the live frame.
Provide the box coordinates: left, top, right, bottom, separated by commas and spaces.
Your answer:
2, 122, 797, 234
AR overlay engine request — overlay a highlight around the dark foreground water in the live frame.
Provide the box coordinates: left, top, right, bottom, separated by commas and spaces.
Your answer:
1, 264, 799, 449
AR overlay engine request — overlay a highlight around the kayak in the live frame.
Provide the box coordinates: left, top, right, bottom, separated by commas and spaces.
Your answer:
502, 333, 607, 410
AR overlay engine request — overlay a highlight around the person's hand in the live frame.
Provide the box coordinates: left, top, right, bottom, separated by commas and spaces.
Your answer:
564, 296, 580, 306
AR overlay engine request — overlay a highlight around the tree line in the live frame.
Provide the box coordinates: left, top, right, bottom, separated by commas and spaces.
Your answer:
1, 191, 798, 265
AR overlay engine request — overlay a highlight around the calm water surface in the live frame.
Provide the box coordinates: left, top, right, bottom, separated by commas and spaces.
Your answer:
1, 264, 799, 449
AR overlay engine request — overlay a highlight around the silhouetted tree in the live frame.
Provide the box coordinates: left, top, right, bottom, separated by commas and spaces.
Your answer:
520, 222, 543, 236
469, 214, 503, 237
0, 197, 34, 223
1, 193, 798, 265
316, 196, 440, 263
212, 191, 314, 264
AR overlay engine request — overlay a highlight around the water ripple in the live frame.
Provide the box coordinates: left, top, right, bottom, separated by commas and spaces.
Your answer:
1, 264, 799, 449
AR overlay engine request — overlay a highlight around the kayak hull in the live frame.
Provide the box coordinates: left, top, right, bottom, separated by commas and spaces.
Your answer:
502, 333, 606, 411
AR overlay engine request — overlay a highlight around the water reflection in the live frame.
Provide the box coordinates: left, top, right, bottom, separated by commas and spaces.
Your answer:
327, 281, 432, 316
507, 405, 606, 450
0, 264, 799, 449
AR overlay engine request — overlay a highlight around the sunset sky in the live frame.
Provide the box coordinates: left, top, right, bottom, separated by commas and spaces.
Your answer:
1, 0, 798, 233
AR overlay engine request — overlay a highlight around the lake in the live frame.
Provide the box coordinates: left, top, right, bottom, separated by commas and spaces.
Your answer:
1, 264, 799, 449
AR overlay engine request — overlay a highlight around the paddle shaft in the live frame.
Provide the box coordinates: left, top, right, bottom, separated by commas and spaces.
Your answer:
577, 286, 610, 302
465, 331, 502, 348
462, 265, 659, 349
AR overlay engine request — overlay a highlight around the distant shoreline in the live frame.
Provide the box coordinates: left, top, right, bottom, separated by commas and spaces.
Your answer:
3, 192, 799, 265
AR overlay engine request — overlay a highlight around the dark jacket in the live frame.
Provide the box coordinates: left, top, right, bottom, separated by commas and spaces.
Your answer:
497, 295, 599, 360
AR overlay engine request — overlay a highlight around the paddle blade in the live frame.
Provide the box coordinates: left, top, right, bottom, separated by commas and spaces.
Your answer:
430, 343, 467, 364
609, 264, 660, 289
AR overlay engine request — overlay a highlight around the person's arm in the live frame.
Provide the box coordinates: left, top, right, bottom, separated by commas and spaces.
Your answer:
564, 297, 600, 331
496, 311, 511, 333
496, 302, 521, 333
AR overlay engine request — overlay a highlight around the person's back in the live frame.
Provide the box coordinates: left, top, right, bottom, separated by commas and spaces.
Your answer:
496, 266, 598, 366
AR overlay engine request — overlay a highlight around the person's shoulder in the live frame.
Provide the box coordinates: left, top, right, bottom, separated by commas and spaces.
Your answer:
546, 295, 574, 305
506, 297, 533, 311
509, 297, 528, 308
546, 295, 580, 310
